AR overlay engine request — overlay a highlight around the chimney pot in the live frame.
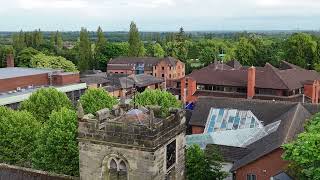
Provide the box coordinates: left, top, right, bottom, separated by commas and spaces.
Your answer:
6, 54, 14, 67
247, 66, 256, 99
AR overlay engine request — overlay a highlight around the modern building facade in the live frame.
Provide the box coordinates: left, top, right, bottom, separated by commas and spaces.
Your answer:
107, 57, 185, 88
181, 60, 320, 104
78, 103, 186, 180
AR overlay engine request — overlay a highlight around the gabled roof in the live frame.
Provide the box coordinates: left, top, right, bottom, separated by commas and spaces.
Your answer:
119, 74, 164, 88
187, 61, 320, 90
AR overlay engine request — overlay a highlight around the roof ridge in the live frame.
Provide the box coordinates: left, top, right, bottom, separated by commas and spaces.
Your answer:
265, 63, 290, 89
283, 103, 310, 143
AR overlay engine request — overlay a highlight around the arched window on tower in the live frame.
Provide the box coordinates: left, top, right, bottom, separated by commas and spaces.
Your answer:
107, 158, 128, 180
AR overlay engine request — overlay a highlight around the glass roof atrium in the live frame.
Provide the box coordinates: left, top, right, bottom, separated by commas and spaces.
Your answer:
187, 108, 281, 148
204, 108, 263, 133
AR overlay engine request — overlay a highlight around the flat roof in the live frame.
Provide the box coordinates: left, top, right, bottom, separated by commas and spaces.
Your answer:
0, 67, 59, 80
0, 83, 87, 106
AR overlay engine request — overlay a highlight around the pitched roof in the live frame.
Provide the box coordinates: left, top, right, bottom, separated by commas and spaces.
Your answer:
189, 97, 320, 171
187, 61, 320, 90
119, 74, 164, 88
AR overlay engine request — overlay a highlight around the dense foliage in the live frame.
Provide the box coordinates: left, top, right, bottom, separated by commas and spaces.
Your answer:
80, 88, 118, 114
186, 144, 228, 180
31, 53, 78, 72
20, 88, 72, 123
282, 113, 320, 179
0, 106, 40, 167
128, 21, 145, 57
32, 107, 79, 176
16, 47, 39, 67
134, 89, 182, 117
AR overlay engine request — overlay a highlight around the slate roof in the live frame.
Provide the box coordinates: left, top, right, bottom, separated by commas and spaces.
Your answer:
205, 144, 252, 163
190, 96, 320, 171
188, 60, 320, 90
0, 67, 59, 80
119, 74, 164, 88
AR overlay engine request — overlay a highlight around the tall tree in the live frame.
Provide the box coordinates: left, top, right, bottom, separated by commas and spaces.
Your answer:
78, 28, 92, 72
95, 26, 107, 70
128, 21, 145, 57
235, 37, 256, 66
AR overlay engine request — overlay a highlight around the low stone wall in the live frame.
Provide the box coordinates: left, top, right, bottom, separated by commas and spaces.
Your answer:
0, 163, 78, 180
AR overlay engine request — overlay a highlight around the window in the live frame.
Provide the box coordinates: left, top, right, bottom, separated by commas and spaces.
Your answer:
155, 73, 157, 77
107, 158, 128, 180
162, 67, 165, 70
247, 174, 256, 180
162, 74, 165, 78
169, 74, 172, 78
166, 140, 176, 170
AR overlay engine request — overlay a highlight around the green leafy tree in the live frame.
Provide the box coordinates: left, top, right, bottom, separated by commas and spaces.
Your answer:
235, 37, 256, 65
78, 28, 92, 72
0, 106, 40, 167
284, 33, 317, 69
0, 45, 14, 68
12, 30, 26, 52
186, 144, 228, 180
20, 88, 73, 123
16, 47, 39, 67
80, 88, 118, 114
30, 53, 78, 72
128, 21, 145, 57
32, 107, 79, 176
134, 89, 181, 117
199, 47, 216, 66
146, 43, 165, 58
282, 113, 320, 179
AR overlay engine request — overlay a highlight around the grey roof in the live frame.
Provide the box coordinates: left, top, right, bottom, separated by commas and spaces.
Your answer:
189, 97, 320, 171
119, 74, 164, 88
206, 144, 252, 163
0, 67, 58, 80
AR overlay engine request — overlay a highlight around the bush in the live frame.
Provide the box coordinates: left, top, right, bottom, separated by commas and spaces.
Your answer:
80, 88, 118, 114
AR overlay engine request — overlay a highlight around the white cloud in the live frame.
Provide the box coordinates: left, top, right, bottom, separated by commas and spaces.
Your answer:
1, 0, 320, 30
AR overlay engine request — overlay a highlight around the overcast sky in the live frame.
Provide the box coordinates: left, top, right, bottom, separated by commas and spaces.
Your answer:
1, 0, 320, 31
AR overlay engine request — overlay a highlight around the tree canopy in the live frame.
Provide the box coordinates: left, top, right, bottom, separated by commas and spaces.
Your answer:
78, 28, 92, 72
16, 47, 39, 67
128, 21, 145, 57
32, 107, 79, 176
30, 53, 78, 72
80, 88, 118, 114
282, 113, 320, 179
0, 106, 40, 167
134, 89, 181, 117
186, 144, 228, 180
20, 88, 73, 123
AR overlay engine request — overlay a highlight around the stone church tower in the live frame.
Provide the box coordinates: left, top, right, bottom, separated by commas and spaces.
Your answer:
78, 103, 186, 180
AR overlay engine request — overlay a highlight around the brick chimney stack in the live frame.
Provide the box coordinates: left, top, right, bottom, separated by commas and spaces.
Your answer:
6, 54, 14, 67
247, 66, 256, 99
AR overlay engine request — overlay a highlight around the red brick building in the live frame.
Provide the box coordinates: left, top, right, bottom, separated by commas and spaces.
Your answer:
188, 97, 320, 180
107, 57, 185, 88
0, 67, 86, 109
181, 60, 320, 104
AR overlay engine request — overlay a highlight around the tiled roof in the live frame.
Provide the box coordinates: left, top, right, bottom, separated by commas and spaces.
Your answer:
206, 144, 252, 163
187, 60, 320, 90
119, 74, 164, 88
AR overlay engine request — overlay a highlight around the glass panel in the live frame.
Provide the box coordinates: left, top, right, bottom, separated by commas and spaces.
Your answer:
110, 159, 117, 169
